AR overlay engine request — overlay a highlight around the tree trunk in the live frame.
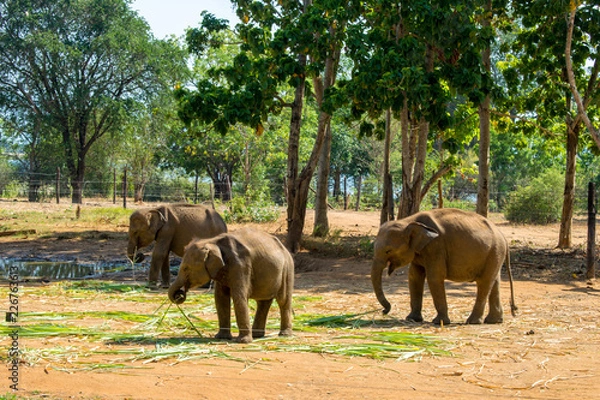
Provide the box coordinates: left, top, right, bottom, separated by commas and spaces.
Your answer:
288, 111, 332, 252
343, 176, 348, 210
287, 6, 341, 252
398, 115, 429, 219
314, 123, 332, 237
354, 174, 362, 211
477, 93, 491, 217
558, 118, 579, 248
476, 0, 492, 218
333, 169, 341, 200
134, 183, 145, 203
398, 100, 414, 219
411, 118, 428, 215
211, 170, 232, 202
70, 160, 85, 204
380, 109, 394, 224
27, 175, 40, 202
285, 68, 306, 235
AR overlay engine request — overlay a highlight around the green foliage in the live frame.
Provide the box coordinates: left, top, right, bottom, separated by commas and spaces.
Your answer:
0, 0, 187, 203
222, 196, 280, 223
0, 181, 20, 198
505, 169, 564, 224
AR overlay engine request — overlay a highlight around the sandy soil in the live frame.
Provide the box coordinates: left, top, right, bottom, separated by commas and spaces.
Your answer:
1, 201, 599, 399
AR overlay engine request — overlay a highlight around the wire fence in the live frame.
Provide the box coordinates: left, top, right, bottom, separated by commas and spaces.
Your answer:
0, 170, 598, 219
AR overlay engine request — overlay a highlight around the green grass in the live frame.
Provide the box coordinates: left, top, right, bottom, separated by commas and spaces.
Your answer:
0, 205, 130, 238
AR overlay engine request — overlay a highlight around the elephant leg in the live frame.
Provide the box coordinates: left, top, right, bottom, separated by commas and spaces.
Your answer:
214, 284, 233, 340
232, 293, 252, 343
467, 278, 495, 324
276, 294, 293, 337
426, 273, 450, 325
406, 264, 426, 322
148, 258, 161, 288
160, 255, 171, 289
483, 277, 504, 324
149, 244, 169, 288
252, 299, 273, 338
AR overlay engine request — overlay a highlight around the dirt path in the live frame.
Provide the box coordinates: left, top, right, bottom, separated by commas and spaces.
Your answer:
1, 203, 599, 399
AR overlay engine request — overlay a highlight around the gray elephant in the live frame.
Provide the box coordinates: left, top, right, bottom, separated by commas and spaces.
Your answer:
127, 204, 227, 288
168, 228, 294, 343
371, 208, 517, 325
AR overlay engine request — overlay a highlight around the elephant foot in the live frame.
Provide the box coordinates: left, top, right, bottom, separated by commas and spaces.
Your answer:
279, 329, 293, 337
146, 281, 159, 290
406, 312, 423, 323
160, 282, 170, 289
483, 314, 504, 324
252, 329, 266, 338
465, 315, 484, 324
215, 330, 233, 341
432, 315, 451, 325
236, 334, 253, 343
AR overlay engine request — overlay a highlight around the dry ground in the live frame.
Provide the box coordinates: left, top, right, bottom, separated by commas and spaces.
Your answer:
1, 200, 599, 400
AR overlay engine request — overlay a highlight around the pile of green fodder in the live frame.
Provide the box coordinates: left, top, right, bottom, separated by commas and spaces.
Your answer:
0, 280, 452, 372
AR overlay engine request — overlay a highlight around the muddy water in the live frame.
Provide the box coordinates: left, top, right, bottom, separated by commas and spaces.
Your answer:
0, 259, 127, 281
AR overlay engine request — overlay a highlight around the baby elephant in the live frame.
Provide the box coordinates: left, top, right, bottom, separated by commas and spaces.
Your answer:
372, 208, 517, 325
168, 228, 294, 343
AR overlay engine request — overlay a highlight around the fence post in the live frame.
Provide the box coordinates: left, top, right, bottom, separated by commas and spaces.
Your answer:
113, 168, 116, 204
55, 167, 60, 204
587, 181, 596, 280
122, 166, 127, 209
194, 174, 199, 204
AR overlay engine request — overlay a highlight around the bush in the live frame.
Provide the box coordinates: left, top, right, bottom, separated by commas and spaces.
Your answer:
222, 196, 280, 223
505, 169, 564, 224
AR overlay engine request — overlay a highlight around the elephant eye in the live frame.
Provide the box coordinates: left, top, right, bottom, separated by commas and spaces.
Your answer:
385, 249, 392, 254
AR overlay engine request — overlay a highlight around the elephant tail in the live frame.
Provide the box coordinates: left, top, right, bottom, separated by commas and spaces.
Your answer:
505, 250, 518, 317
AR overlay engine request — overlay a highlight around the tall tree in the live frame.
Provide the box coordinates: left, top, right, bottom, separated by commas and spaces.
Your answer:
0, 0, 183, 203
177, 3, 359, 252
476, 0, 493, 217
505, 0, 600, 247
343, 1, 487, 219
565, 3, 600, 150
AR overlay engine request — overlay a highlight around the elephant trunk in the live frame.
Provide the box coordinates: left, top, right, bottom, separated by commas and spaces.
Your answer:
126, 239, 145, 263
371, 258, 392, 315
168, 277, 187, 304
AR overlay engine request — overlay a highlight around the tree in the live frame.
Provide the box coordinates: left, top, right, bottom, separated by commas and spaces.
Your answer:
565, 3, 600, 150
342, 1, 488, 220
328, 115, 374, 209
177, 3, 360, 252
476, 0, 493, 217
503, 0, 600, 247
0, 0, 184, 203
0, 109, 62, 201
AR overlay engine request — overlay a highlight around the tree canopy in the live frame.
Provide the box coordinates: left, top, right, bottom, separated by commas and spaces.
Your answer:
1, 0, 599, 252
0, 0, 186, 203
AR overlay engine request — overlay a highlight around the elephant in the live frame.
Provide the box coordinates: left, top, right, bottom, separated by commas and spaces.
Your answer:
371, 208, 517, 325
127, 204, 227, 288
168, 228, 294, 343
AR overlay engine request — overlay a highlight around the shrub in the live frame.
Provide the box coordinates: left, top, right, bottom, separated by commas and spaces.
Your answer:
222, 196, 280, 223
505, 169, 564, 224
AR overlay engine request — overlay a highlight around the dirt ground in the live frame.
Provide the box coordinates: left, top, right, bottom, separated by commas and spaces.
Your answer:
1, 201, 599, 399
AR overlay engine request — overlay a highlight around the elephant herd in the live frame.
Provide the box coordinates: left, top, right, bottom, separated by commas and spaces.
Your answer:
127, 204, 517, 343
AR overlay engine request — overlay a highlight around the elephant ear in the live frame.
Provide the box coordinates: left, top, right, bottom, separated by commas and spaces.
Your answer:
204, 243, 225, 280
407, 222, 439, 253
148, 207, 167, 235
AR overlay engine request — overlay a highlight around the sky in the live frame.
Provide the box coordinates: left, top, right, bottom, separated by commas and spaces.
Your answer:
130, 0, 239, 39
